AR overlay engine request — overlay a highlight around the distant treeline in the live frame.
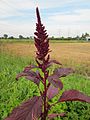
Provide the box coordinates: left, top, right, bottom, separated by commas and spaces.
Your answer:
0, 33, 90, 41
0, 34, 34, 40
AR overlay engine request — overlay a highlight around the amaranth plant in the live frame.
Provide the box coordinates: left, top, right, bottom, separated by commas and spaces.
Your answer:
5, 7, 90, 120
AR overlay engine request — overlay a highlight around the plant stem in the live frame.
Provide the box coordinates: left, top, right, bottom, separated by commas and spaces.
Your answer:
43, 76, 47, 120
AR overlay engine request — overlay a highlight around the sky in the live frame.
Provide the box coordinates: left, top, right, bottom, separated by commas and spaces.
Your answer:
0, 0, 90, 37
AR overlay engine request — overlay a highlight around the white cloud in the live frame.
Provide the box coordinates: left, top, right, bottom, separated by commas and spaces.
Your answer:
0, 20, 35, 37
48, 9, 90, 24
0, 0, 35, 18
36, 0, 90, 9
0, 0, 35, 37
0, 0, 87, 18
0, 0, 90, 37
44, 9, 90, 37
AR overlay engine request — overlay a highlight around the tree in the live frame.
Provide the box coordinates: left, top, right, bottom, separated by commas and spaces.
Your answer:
75, 35, 80, 40
19, 35, 24, 39
81, 33, 90, 40
84, 32, 89, 37
4, 34, 8, 39
8, 36, 14, 39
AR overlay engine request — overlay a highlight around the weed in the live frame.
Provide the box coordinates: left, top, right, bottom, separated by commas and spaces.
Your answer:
5, 7, 90, 120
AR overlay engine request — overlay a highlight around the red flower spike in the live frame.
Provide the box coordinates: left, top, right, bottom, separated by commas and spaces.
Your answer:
36, 7, 41, 24
34, 7, 50, 61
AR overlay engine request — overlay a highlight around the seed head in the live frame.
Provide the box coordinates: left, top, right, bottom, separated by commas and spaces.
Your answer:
34, 7, 50, 61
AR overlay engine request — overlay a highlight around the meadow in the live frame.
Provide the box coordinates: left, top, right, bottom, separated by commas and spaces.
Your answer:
0, 40, 90, 120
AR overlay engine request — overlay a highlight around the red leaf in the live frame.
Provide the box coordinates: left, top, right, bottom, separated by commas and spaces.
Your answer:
49, 60, 62, 65
48, 75, 63, 89
16, 70, 40, 86
5, 96, 42, 120
48, 113, 66, 119
53, 68, 74, 78
46, 60, 62, 68
25, 75, 40, 86
58, 90, 90, 103
23, 65, 38, 72
47, 85, 59, 100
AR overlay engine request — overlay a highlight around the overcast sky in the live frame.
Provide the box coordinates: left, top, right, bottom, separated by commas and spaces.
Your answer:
0, 0, 90, 37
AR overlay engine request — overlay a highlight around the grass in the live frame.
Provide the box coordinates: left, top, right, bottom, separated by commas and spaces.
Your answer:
1, 41, 90, 76
0, 41, 90, 120
1, 41, 90, 63
0, 53, 39, 119
0, 39, 89, 43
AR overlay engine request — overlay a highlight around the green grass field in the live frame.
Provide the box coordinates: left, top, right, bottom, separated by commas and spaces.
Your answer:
0, 40, 90, 120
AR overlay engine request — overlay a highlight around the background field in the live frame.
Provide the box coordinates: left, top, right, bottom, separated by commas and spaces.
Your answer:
0, 40, 90, 120
1, 40, 90, 76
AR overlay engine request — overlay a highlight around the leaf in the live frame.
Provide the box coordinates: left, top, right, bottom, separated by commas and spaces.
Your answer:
25, 70, 40, 86
16, 70, 40, 86
58, 90, 90, 103
25, 76, 40, 86
53, 68, 74, 78
48, 113, 66, 119
45, 60, 62, 69
5, 96, 42, 120
49, 60, 62, 65
47, 85, 59, 100
48, 75, 63, 89
23, 64, 38, 72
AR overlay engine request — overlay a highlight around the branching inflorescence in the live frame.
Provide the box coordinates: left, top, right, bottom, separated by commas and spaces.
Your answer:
5, 7, 90, 120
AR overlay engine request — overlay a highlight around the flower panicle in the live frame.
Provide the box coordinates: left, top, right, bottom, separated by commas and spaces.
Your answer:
34, 7, 50, 61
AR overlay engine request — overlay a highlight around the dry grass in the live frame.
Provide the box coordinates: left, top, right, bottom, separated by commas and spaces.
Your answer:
0, 41, 90, 76
1, 43, 35, 57
1, 42, 90, 64
50, 43, 90, 64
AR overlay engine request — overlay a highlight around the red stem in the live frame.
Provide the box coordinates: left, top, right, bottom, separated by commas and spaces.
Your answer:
40, 59, 49, 120
43, 74, 47, 120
